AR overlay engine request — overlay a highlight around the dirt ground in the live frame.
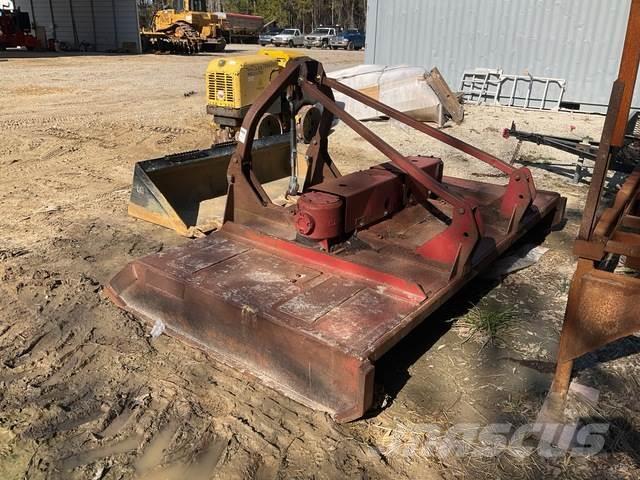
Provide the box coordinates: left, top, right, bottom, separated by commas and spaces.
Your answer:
1, 45, 639, 479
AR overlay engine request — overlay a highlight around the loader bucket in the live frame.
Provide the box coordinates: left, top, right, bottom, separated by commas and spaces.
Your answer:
128, 134, 291, 236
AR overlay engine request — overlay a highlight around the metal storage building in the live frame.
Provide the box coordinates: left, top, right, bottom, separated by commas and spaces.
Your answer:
365, 0, 639, 111
14, 0, 140, 52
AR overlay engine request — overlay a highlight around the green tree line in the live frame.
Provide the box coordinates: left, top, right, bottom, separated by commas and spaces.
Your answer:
139, 0, 367, 32
221, 0, 368, 31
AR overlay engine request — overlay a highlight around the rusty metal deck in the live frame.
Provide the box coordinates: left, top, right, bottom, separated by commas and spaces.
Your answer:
108, 57, 567, 421
107, 178, 562, 422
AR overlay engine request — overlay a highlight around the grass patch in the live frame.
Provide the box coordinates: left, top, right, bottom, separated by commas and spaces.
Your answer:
453, 301, 517, 348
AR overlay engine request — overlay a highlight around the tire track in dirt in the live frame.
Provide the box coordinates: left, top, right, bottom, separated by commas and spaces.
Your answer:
1, 195, 406, 479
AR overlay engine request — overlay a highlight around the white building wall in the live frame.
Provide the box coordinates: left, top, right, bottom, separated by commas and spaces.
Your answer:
365, 0, 639, 111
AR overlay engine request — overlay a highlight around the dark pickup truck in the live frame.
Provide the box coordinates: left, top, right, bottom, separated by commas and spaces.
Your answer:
329, 29, 365, 50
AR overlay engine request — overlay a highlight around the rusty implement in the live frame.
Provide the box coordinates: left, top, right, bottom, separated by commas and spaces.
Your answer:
107, 58, 565, 422
545, 0, 640, 413
549, 166, 640, 409
128, 134, 290, 236
549, 97, 640, 406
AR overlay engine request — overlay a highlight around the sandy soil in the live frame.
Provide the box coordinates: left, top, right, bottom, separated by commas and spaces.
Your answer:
1, 45, 639, 479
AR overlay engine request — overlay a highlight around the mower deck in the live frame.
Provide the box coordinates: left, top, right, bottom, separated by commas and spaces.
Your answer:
108, 58, 566, 421
107, 176, 563, 422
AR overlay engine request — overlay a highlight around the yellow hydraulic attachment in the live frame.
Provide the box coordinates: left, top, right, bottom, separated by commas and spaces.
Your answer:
205, 48, 321, 143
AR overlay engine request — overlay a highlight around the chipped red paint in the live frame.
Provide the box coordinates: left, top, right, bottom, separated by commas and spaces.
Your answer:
108, 58, 566, 421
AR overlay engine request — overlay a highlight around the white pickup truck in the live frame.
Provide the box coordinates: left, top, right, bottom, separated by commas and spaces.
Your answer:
271, 29, 304, 47
304, 27, 340, 49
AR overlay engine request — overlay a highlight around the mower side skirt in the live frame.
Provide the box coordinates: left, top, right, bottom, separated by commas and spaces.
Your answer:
106, 232, 397, 422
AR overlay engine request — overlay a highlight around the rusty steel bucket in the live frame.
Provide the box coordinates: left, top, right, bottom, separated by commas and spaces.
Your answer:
128, 134, 290, 236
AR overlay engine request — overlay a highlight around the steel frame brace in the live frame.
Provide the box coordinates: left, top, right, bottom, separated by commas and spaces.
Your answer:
226, 58, 537, 279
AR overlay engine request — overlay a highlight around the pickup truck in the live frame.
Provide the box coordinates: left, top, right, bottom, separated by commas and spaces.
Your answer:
259, 29, 281, 46
271, 28, 304, 47
329, 28, 365, 50
304, 27, 340, 49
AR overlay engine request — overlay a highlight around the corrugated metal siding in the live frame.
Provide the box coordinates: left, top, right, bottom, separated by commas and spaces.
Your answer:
50, 0, 74, 44
93, 0, 119, 50
113, 0, 138, 49
15, 0, 140, 52
22, 0, 53, 42
72, 0, 97, 47
365, 0, 639, 110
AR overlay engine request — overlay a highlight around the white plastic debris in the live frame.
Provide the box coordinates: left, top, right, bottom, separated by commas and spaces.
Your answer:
569, 380, 600, 404
482, 244, 549, 279
150, 319, 166, 338
327, 64, 446, 125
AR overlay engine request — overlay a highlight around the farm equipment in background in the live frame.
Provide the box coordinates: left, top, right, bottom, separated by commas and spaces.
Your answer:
140, 0, 226, 54
107, 57, 565, 422
0, 7, 39, 50
215, 11, 263, 44
503, 115, 640, 183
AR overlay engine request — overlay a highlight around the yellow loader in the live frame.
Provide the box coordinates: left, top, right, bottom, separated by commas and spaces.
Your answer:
127, 49, 321, 237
